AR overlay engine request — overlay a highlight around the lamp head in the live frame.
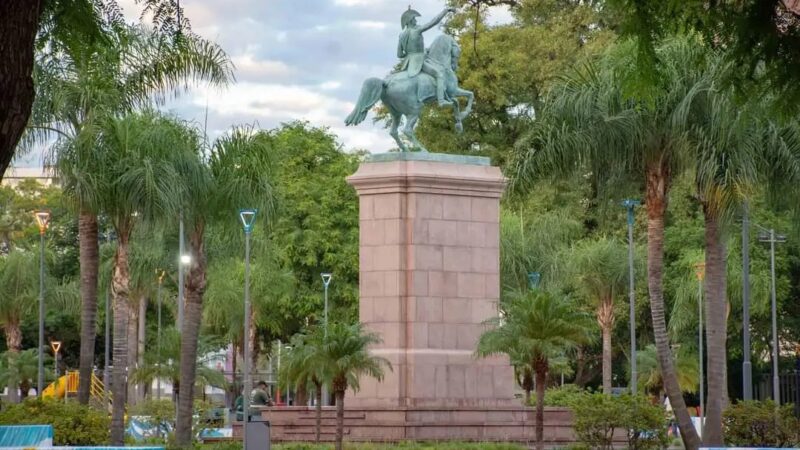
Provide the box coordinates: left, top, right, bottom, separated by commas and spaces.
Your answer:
321, 273, 332, 287
239, 209, 258, 233
34, 211, 51, 234
527, 272, 541, 289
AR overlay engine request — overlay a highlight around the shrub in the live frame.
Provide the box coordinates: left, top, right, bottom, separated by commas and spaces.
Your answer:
0, 398, 110, 445
543, 384, 588, 407
571, 393, 668, 450
723, 400, 800, 447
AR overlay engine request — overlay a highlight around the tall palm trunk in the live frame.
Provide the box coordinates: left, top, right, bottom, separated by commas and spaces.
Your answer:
126, 297, 139, 405
138, 296, 147, 400
4, 322, 22, 403
533, 357, 548, 450
175, 224, 206, 446
314, 380, 322, 443
110, 231, 131, 445
702, 207, 726, 445
645, 162, 701, 450
77, 211, 98, 405
598, 297, 614, 395
334, 388, 345, 450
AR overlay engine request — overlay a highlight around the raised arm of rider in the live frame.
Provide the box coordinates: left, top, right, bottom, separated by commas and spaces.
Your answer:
420, 8, 453, 32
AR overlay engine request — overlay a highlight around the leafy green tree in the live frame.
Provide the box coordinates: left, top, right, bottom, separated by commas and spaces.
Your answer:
265, 123, 361, 325
510, 37, 712, 449
411, 0, 614, 161
477, 290, 592, 450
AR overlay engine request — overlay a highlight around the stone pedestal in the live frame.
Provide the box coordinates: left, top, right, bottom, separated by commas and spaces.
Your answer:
346, 153, 514, 408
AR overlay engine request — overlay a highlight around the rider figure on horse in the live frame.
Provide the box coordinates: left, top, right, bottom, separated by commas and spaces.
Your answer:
397, 7, 456, 107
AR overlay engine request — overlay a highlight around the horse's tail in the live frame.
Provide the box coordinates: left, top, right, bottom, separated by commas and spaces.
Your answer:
345, 78, 384, 126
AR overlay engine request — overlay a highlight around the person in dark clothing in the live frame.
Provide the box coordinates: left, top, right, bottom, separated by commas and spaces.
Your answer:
234, 381, 274, 421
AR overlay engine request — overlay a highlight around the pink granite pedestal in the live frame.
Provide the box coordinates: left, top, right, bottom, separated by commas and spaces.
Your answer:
346, 153, 514, 409
235, 155, 596, 445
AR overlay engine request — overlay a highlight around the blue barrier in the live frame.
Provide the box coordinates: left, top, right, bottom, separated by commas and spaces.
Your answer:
0, 425, 54, 447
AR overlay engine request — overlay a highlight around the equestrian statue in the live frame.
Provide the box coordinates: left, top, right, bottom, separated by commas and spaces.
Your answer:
344, 6, 474, 152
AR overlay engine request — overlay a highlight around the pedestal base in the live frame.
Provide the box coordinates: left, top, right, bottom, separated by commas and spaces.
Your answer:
230, 405, 607, 447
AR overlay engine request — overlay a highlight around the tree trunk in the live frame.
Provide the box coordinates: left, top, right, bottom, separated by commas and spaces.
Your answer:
138, 296, 147, 401
702, 207, 726, 445
175, 223, 206, 446
598, 297, 614, 395
575, 346, 586, 387
533, 357, 548, 450
77, 211, 99, 405
645, 162, 701, 450
4, 322, 22, 403
0, 0, 42, 181
335, 389, 345, 450
296, 383, 308, 406
315, 381, 322, 443
126, 297, 139, 405
110, 231, 131, 445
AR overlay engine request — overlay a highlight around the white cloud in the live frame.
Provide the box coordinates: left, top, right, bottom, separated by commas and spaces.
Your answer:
320, 81, 342, 90
353, 20, 387, 30
231, 51, 295, 81
334, 0, 373, 6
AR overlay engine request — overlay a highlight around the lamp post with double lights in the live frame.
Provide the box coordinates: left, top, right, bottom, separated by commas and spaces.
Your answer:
622, 199, 640, 394
239, 209, 257, 448
757, 227, 786, 404
156, 270, 165, 400
35, 211, 50, 397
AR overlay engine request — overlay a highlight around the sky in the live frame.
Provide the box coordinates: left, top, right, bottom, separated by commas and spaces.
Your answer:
17, 0, 513, 167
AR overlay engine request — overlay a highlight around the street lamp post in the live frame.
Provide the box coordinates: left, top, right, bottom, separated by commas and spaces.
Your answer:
694, 263, 705, 427
623, 199, 640, 395
51, 341, 61, 400
321, 273, 332, 335
758, 228, 786, 405
35, 211, 50, 397
239, 209, 258, 450
741, 203, 753, 400
320, 273, 332, 407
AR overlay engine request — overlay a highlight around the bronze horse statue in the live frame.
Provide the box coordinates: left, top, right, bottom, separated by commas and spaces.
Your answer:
345, 34, 474, 152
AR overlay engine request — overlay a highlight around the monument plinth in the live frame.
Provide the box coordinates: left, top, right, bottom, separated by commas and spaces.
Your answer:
346, 153, 514, 408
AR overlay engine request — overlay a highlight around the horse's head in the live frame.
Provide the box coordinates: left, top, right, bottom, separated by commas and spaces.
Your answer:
429, 35, 460, 72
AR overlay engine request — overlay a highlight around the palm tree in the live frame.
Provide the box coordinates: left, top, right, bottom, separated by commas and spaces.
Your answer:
0, 349, 52, 400
0, 251, 38, 403
90, 111, 197, 444
33, 18, 233, 406
633, 344, 699, 398
129, 326, 227, 399
279, 327, 330, 443
173, 126, 276, 445
476, 290, 592, 450
317, 323, 390, 450
563, 237, 629, 394
510, 37, 711, 450
687, 78, 800, 444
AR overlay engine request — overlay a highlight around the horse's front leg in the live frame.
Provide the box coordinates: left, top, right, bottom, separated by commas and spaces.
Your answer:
451, 98, 463, 133
454, 88, 474, 121
403, 114, 428, 152
389, 111, 408, 152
